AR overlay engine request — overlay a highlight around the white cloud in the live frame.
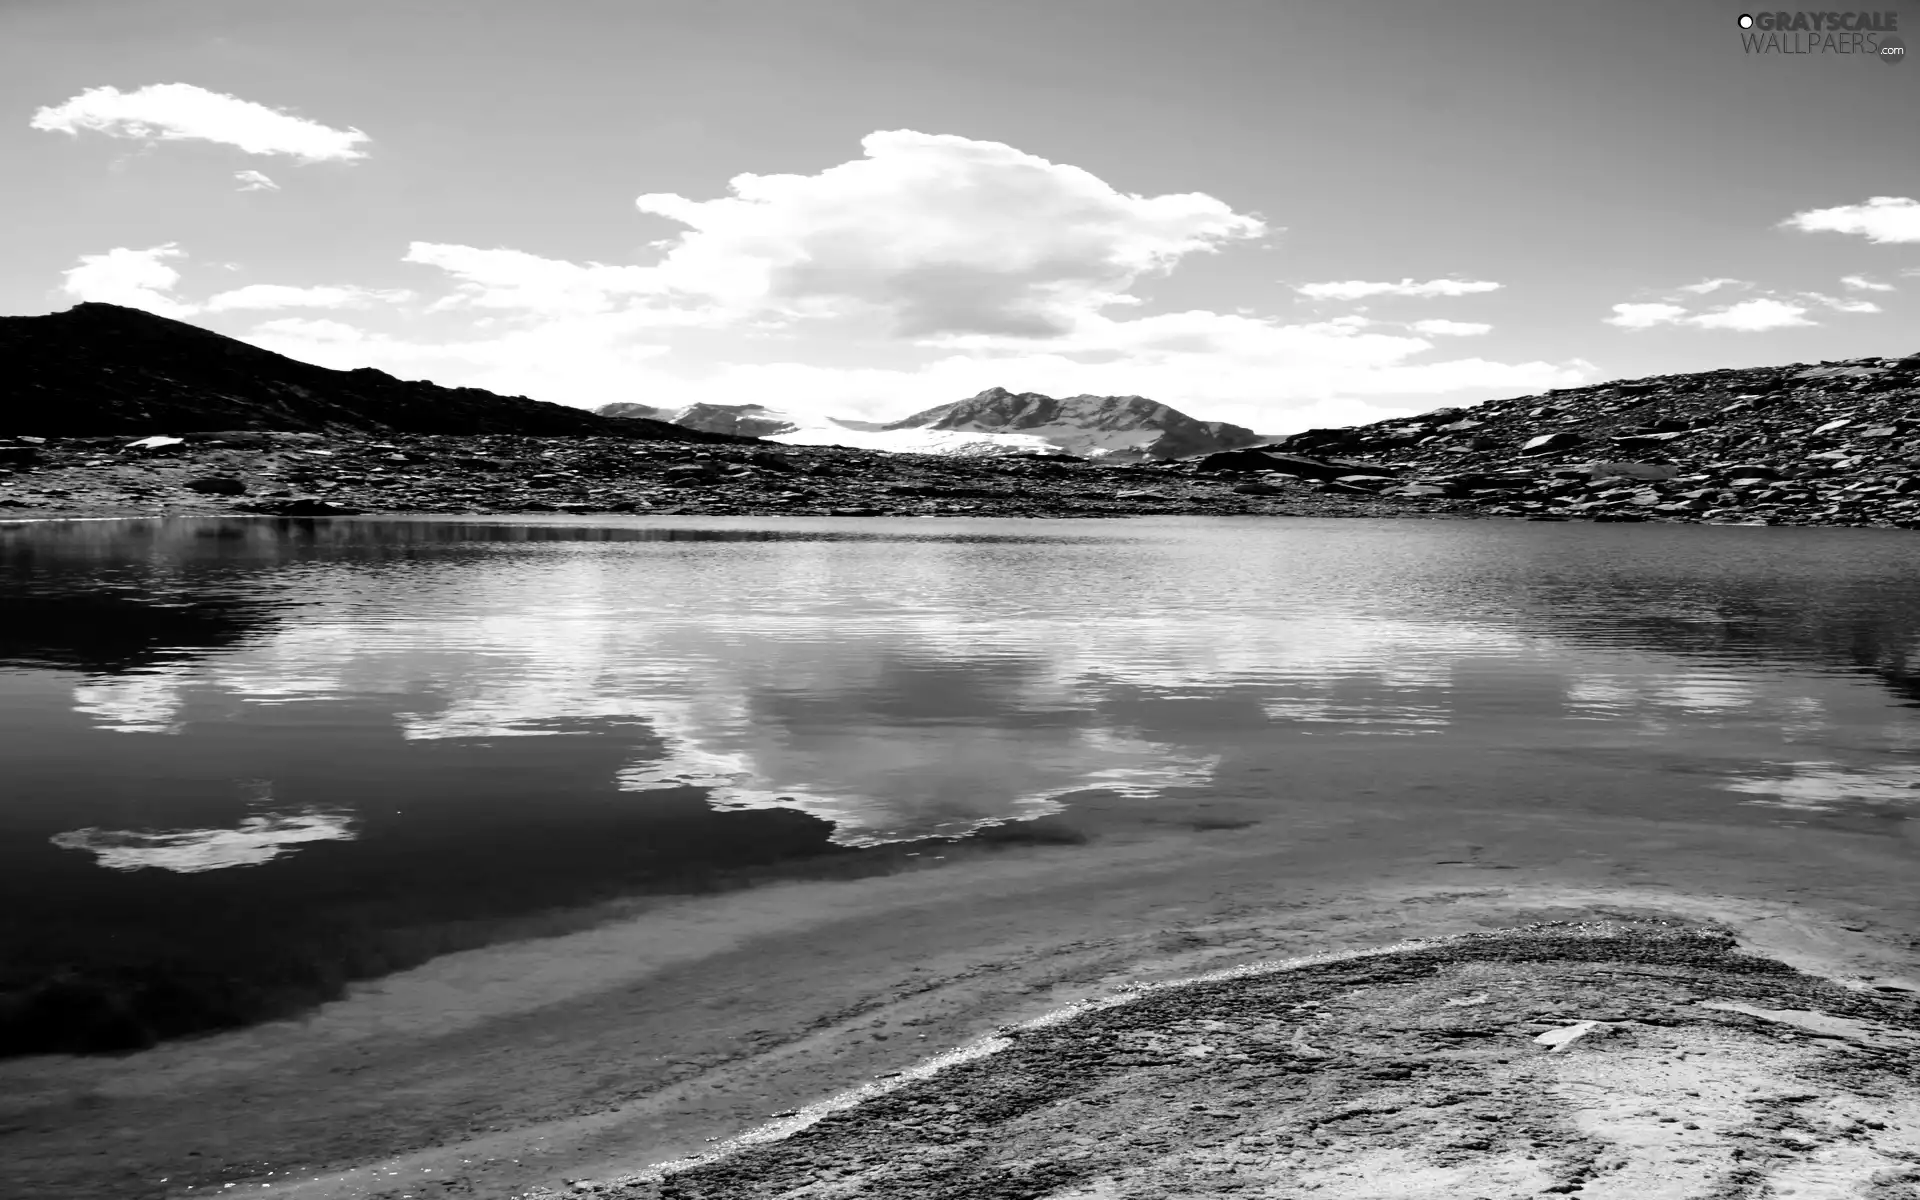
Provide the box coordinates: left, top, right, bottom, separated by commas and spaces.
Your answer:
202, 283, 412, 312
1408, 319, 1492, 336
1294, 278, 1502, 300
59, 243, 196, 317
1677, 277, 1747, 294
1781, 196, 1920, 244
1803, 292, 1881, 314
30, 83, 368, 161
625, 129, 1268, 337
54, 130, 1586, 433
1689, 298, 1814, 331
1605, 302, 1688, 329
403, 243, 679, 318
234, 169, 279, 191
249, 304, 1586, 434
1840, 274, 1894, 292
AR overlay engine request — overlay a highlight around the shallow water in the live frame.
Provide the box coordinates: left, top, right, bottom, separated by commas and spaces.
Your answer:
3, 513, 1918, 1054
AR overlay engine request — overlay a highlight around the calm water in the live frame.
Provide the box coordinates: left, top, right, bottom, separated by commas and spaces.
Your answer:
3, 514, 1919, 1054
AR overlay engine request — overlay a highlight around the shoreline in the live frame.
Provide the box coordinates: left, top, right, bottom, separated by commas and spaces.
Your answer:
615, 918, 1920, 1200
4, 795, 1917, 1200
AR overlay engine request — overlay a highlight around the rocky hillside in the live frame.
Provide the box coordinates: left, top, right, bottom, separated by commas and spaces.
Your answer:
0, 304, 754, 443
1222, 351, 1920, 524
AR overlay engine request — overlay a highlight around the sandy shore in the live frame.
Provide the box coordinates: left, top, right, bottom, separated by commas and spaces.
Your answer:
2, 789, 1917, 1200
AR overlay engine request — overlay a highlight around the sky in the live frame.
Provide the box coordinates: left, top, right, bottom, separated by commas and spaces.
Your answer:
4, 0, 1917, 434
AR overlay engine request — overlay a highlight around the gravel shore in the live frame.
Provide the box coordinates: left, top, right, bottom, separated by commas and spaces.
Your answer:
591, 919, 1920, 1200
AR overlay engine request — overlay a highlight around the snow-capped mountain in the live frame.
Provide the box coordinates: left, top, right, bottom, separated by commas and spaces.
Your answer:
593, 389, 1262, 460
880, 388, 1260, 459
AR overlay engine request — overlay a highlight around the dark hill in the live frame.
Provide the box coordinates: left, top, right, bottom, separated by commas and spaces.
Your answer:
0, 303, 755, 442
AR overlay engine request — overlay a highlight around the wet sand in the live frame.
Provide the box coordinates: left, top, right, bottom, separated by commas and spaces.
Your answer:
2, 786, 1917, 1200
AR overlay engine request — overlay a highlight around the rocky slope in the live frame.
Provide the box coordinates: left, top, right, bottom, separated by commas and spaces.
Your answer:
3, 314, 1919, 528
1242, 351, 1920, 525
0, 304, 752, 442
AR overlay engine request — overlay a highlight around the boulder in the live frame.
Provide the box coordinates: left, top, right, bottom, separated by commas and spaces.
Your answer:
1192, 449, 1352, 480
1520, 432, 1587, 455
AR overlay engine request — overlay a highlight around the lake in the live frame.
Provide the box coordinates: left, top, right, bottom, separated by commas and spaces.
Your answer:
3, 513, 1918, 1062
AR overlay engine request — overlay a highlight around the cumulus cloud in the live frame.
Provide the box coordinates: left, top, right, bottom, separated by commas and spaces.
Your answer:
1840, 274, 1894, 292
234, 169, 279, 191
135, 129, 1586, 431
1294, 278, 1502, 300
1604, 302, 1689, 329
202, 284, 412, 312
1677, 277, 1747, 294
30, 83, 368, 161
626, 130, 1268, 337
59, 243, 196, 317
1407, 319, 1492, 336
1688, 298, 1815, 331
1782, 196, 1920, 244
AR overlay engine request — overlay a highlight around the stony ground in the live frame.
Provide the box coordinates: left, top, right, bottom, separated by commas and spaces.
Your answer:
0, 431, 1439, 522
5, 410, 1920, 529
1266, 353, 1920, 528
584, 921, 1920, 1200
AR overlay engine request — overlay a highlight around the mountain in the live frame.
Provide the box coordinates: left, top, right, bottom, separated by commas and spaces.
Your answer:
881, 388, 1262, 460
0, 304, 757, 442
596, 388, 1263, 460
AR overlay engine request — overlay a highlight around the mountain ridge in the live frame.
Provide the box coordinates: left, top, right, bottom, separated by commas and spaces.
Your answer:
0, 304, 757, 443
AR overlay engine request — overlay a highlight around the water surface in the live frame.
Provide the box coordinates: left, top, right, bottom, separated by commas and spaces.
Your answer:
3, 514, 1918, 1054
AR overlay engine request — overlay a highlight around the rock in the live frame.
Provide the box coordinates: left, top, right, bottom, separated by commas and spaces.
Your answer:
828, 507, 881, 516
1193, 449, 1384, 481
1520, 432, 1587, 455
181, 476, 247, 495
239, 498, 364, 516
1231, 481, 1288, 495
0, 445, 43, 466
123, 436, 186, 453
1590, 462, 1680, 481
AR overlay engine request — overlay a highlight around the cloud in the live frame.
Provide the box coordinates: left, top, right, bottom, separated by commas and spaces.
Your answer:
248, 303, 1587, 434
403, 243, 681, 318
1604, 302, 1689, 329
234, 169, 279, 192
30, 83, 368, 161
1840, 274, 1894, 292
1781, 196, 1920, 244
1676, 277, 1747, 295
59, 243, 196, 317
1294, 278, 1502, 300
625, 129, 1268, 337
1688, 298, 1815, 331
1607, 298, 1816, 332
1803, 292, 1881, 314
1407, 319, 1492, 336
56, 131, 1585, 433
201, 283, 412, 312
